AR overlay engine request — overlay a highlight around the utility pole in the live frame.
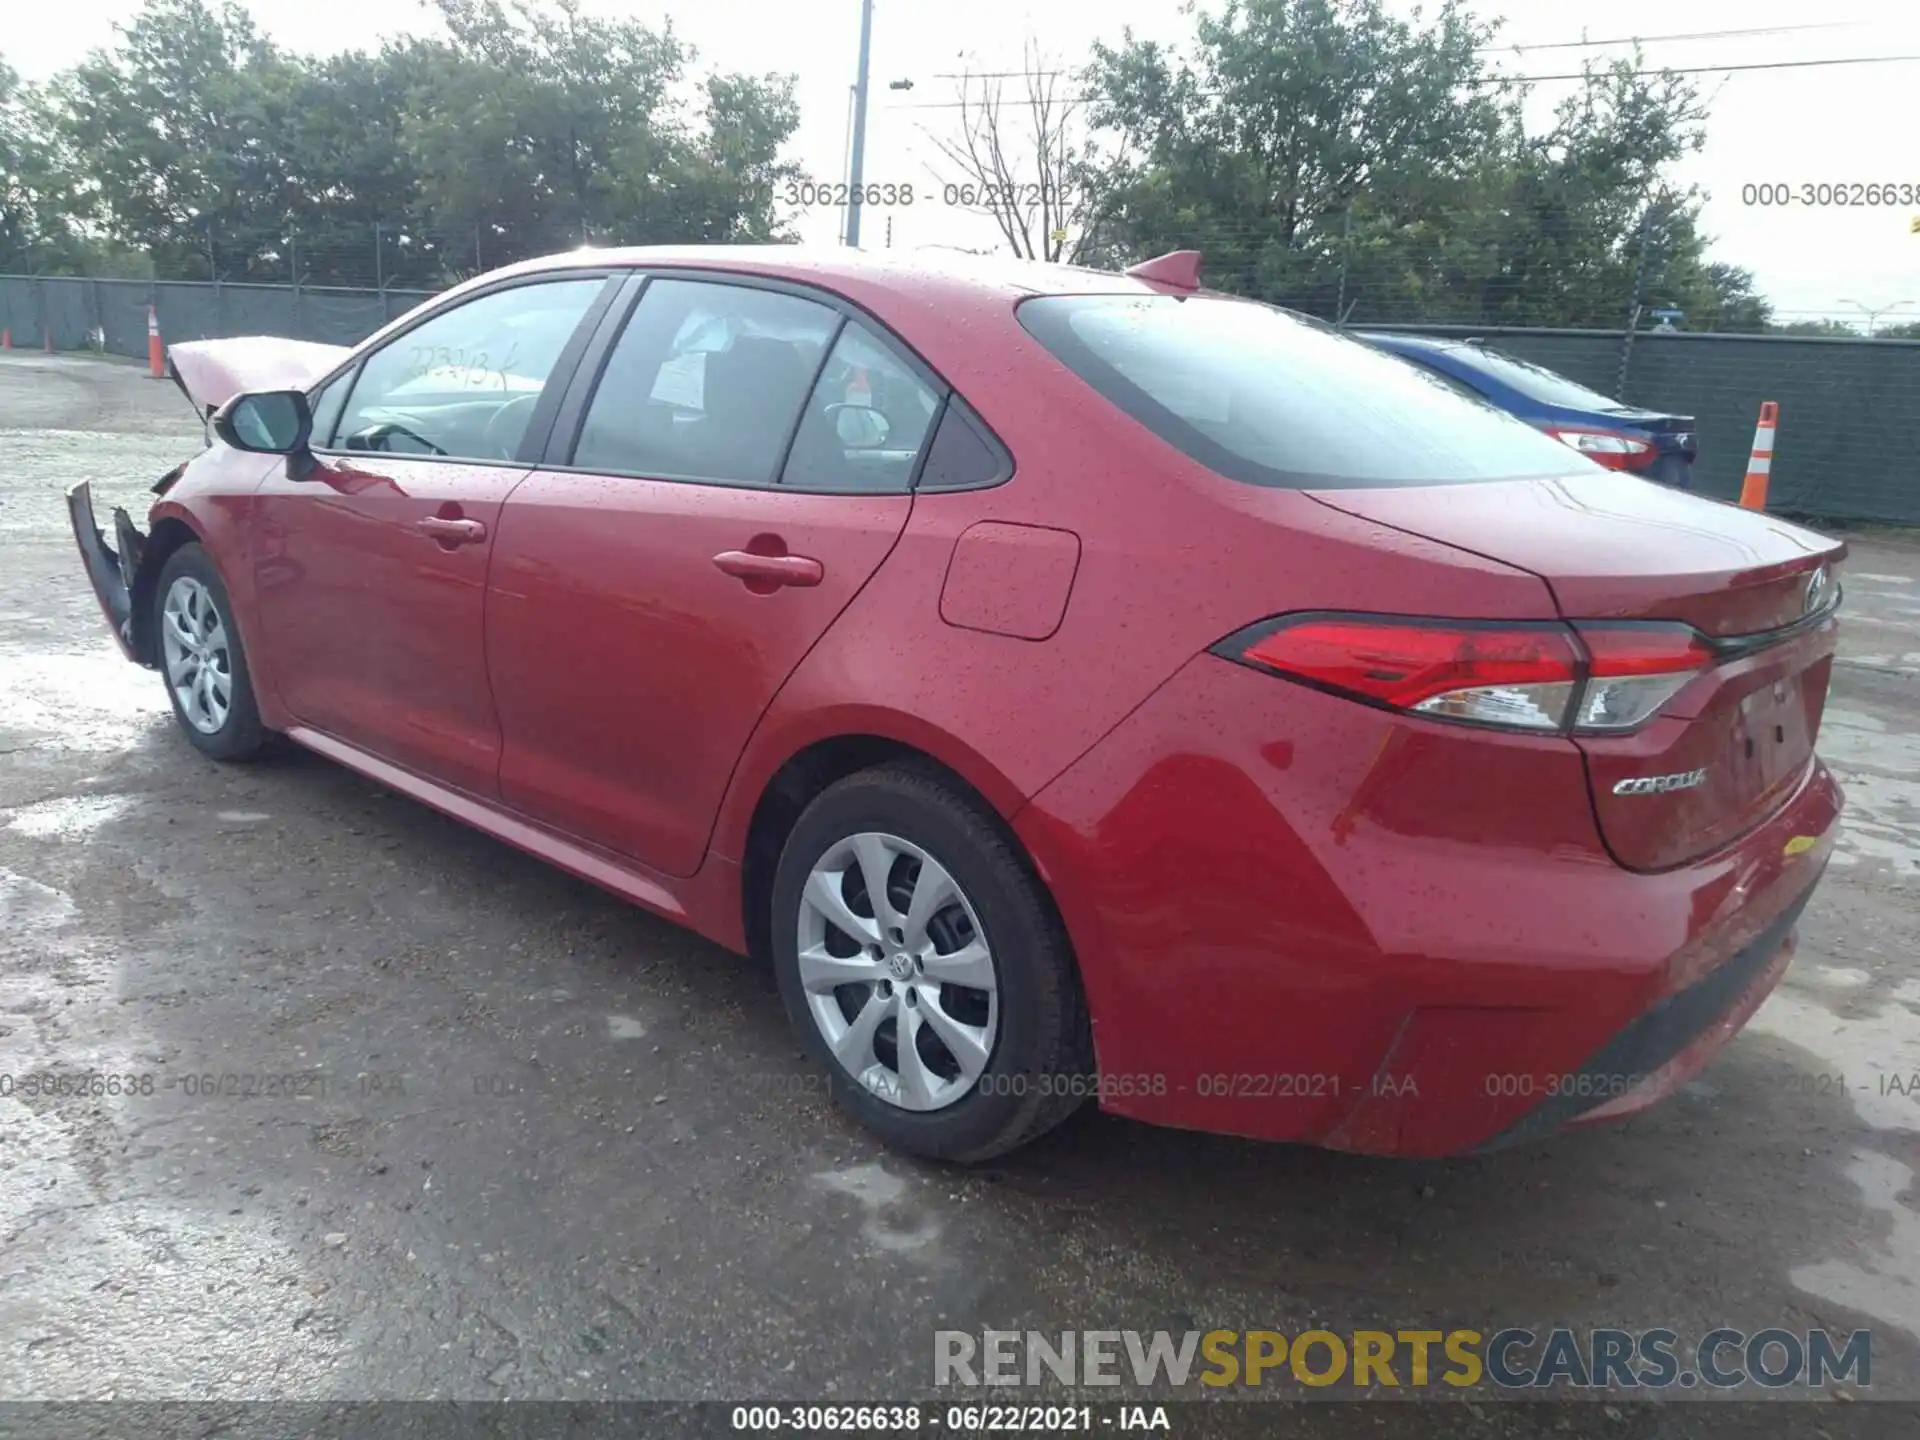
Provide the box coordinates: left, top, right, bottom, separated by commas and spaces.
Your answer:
1617, 199, 1657, 400
845, 0, 875, 248
1839, 298, 1914, 336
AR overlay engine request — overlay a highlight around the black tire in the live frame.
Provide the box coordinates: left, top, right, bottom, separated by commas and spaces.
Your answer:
152, 542, 270, 762
770, 761, 1091, 1162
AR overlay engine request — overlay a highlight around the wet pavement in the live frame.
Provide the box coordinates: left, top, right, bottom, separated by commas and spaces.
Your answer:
2, 352, 1918, 1425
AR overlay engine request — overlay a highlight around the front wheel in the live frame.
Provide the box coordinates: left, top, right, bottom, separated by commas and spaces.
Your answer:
154, 543, 269, 761
770, 762, 1091, 1162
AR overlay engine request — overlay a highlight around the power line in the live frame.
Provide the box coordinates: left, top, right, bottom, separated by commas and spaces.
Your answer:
925, 20, 1867, 81
1472, 51, 1920, 84
1485, 20, 1863, 53
889, 51, 1920, 109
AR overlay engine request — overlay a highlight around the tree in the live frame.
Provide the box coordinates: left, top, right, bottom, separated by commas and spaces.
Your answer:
46, 0, 304, 278
1080, 0, 1508, 309
18, 0, 804, 285
1770, 318, 1864, 337
1, 54, 139, 274
400, 0, 798, 273
926, 43, 1097, 263
0, 58, 40, 270
1076, 4, 1764, 329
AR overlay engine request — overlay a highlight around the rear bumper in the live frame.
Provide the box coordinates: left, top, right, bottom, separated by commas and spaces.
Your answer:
1015, 652, 1842, 1157
67, 481, 145, 662
1474, 872, 1810, 1149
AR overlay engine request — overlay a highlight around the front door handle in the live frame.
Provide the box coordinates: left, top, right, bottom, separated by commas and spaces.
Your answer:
417, 516, 488, 546
712, 550, 825, 588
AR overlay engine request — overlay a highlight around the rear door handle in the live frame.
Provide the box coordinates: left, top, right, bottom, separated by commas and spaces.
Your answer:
417, 516, 488, 545
712, 550, 824, 588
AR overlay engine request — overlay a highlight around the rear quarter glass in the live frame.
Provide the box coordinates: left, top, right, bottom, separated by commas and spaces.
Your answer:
1016, 294, 1591, 490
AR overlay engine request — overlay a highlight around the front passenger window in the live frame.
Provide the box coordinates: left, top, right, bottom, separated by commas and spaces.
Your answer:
331, 278, 604, 462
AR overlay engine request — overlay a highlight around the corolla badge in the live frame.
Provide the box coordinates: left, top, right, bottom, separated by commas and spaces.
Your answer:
1804, 564, 1836, 617
1613, 769, 1708, 796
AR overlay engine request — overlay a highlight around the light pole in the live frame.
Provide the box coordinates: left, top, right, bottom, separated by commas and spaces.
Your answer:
845, 0, 876, 248
1839, 298, 1915, 336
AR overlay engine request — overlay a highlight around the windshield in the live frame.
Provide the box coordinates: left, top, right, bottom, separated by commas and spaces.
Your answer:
1018, 295, 1590, 489
1444, 345, 1630, 411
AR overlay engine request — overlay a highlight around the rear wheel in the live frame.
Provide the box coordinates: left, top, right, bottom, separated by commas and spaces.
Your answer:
154, 543, 268, 762
770, 763, 1090, 1162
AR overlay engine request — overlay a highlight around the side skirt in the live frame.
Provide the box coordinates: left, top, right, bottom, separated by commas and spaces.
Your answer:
284, 725, 692, 925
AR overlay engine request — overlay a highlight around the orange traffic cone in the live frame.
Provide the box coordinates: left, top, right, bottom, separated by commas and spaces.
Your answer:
1738, 401, 1778, 510
147, 304, 165, 378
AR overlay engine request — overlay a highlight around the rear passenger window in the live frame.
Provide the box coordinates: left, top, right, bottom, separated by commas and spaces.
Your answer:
915, 398, 1008, 491
781, 322, 940, 493
573, 279, 839, 485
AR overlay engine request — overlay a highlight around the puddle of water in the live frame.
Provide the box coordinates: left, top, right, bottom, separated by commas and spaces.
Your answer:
0, 1102, 346, 1398
1817, 708, 1920, 874
1738, 954, 1920, 1343
811, 1161, 941, 1256
0, 867, 77, 936
1789, 1151, 1920, 1343
1837, 654, 1920, 674
4, 794, 135, 840
1748, 977, 1920, 1133
0, 649, 167, 752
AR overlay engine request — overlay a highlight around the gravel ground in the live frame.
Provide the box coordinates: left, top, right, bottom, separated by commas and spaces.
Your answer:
1, 352, 1916, 1434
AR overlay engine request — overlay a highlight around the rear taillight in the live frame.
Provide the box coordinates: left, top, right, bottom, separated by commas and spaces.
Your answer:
1215, 615, 1713, 735
1544, 426, 1656, 471
1571, 623, 1716, 731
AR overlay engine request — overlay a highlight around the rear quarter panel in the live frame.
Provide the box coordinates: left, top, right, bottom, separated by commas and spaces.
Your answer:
708, 284, 1563, 862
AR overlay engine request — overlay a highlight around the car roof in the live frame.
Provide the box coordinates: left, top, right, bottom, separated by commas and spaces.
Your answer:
491, 244, 1174, 303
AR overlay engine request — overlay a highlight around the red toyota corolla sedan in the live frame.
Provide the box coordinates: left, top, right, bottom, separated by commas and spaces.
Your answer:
69, 245, 1844, 1162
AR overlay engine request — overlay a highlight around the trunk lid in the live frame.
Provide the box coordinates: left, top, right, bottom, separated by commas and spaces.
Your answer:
1308, 473, 1845, 870
1612, 411, 1698, 460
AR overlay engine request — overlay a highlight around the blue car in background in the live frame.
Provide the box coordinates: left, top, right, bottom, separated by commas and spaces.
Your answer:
1360, 332, 1699, 490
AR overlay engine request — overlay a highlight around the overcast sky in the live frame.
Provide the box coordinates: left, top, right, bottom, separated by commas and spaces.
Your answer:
7, 0, 1918, 323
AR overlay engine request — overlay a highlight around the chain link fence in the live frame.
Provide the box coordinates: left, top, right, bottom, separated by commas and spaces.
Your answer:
1355, 325, 1920, 524
3, 264, 1915, 526
0, 274, 438, 357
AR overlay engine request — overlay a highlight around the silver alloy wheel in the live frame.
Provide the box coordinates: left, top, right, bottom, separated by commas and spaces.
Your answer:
161, 575, 233, 735
796, 830, 999, 1111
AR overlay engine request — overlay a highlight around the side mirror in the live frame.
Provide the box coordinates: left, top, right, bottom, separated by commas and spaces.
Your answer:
827, 402, 891, 450
213, 390, 313, 456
